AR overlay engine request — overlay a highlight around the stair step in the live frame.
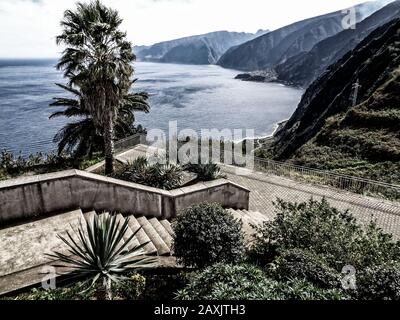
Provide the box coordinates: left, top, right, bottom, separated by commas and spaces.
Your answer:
136, 216, 171, 256
0, 209, 84, 278
235, 210, 245, 217
148, 218, 173, 249
115, 214, 141, 251
249, 211, 268, 225
241, 211, 259, 226
228, 209, 243, 221
127, 216, 158, 255
83, 211, 96, 224
160, 219, 174, 236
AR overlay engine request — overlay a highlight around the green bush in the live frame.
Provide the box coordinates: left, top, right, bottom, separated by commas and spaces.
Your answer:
251, 198, 400, 271
270, 249, 341, 289
273, 278, 347, 301
0, 149, 72, 175
116, 157, 183, 190
356, 262, 400, 300
114, 273, 146, 300
12, 282, 96, 300
172, 203, 245, 268
176, 264, 280, 300
184, 162, 226, 181
176, 264, 347, 300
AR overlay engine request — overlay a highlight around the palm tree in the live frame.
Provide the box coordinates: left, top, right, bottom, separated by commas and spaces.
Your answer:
56, 0, 136, 174
50, 83, 149, 159
48, 213, 155, 300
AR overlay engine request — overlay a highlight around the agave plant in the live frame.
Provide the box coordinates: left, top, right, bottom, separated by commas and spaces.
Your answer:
184, 162, 226, 182
115, 156, 183, 190
48, 213, 155, 300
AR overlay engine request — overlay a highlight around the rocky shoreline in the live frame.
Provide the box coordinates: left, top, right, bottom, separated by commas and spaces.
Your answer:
234, 69, 305, 89
235, 69, 277, 83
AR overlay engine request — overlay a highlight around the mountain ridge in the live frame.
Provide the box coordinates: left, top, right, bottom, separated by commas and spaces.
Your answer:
134, 30, 268, 65
217, 1, 390, 71
276, 0, 400, 87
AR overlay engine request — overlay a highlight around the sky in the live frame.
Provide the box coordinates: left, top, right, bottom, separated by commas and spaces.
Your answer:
0, 0, 393, 58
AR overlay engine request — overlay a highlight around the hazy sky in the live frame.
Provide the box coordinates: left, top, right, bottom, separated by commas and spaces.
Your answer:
0, 0, 392, 58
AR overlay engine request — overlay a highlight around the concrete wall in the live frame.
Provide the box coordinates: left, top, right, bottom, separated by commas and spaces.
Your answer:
0, 170, 249, 225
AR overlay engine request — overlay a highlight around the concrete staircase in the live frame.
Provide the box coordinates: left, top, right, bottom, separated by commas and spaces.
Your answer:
228, 209, 269, 245
82, 211, 173, 256
0, 208, 266, 295
0, 210, 174, 295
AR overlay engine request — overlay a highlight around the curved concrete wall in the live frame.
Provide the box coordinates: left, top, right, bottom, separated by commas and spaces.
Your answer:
0, 170, 250, 225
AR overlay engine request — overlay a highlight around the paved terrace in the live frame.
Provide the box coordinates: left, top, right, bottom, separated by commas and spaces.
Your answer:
128, 145, 400, 238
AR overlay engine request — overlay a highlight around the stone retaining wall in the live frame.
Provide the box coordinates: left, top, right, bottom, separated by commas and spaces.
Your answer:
0, 170, 250, 225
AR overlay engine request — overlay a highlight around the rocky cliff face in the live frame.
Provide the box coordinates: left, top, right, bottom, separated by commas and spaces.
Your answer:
272, 18, 400, 183
217, 1, 390, 72
216, 2, 385, 71
134, 30, 267, 65
276, 0, 400, 87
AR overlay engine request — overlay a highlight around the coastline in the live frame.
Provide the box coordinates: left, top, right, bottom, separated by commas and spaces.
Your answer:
235, 118, 288, 145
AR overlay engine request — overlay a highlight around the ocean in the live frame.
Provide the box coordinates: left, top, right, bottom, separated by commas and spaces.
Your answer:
0, 59, 303, 155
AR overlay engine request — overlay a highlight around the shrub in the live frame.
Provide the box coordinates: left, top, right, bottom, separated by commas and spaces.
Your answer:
116, 157, 183, 190
270, 249, 341, 289
172, 203, 245, 268
140, 272, 189, 300
176, 264, 347, 301
12, 282, 96, 300
356, 262, 400, 300
274, 278, 347, 301
0, 149, 73, 176
176, 264, 280, 300
251, 198, 400, 271
114, 273, 146, 300
184, 162, 226, 181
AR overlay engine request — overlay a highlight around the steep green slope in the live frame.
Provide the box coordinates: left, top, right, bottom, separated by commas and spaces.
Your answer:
292, 69, 400, 183
272, 18, 400, 184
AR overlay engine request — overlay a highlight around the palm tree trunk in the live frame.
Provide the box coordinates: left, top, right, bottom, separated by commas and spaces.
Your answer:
104, 111, 115, 175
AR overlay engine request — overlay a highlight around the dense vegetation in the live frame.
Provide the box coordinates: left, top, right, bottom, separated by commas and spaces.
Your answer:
291, 69, 400, 184
177, 198, 400, 300
0, 149, 105, 181
177, 264, 346, 300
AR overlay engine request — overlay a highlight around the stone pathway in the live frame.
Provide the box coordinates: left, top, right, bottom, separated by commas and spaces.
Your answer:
221, 165, 400, 238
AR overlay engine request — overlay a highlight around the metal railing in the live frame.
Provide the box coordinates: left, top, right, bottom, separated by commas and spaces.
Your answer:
251, 157, 400, 200
114, 133, 146, 153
